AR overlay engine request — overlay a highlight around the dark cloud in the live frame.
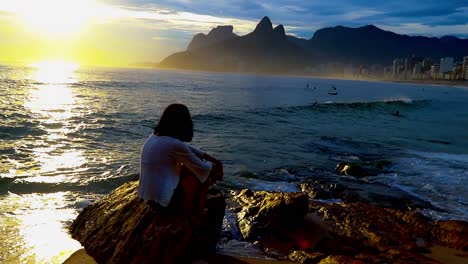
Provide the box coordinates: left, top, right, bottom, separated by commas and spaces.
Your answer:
126, 0, 468, 37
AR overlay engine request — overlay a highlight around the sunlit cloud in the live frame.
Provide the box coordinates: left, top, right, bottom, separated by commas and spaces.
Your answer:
0, 1, 258, 36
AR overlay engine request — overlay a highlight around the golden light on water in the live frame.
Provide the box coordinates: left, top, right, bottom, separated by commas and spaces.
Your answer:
32, 61, 79, 84
17, 193, 82, 263
3, 61, 87, 263
24, 60, 86, 179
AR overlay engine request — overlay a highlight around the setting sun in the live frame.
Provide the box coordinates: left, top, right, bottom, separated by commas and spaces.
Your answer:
12, 0, 96, 38
31, 61, 79, 83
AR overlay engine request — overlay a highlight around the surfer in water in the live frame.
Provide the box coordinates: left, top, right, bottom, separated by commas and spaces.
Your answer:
392, 110, 402, 117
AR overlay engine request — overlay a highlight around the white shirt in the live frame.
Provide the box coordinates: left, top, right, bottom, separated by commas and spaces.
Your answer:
138, 135, 212, 207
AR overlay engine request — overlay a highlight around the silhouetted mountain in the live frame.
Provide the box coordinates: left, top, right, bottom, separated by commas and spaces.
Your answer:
187, 25, 238, 51
161, 17, 306, 73
159, 17, 468, 73
306, 25, 468, 64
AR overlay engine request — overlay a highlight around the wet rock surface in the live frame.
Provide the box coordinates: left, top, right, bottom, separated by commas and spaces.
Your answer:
335, 160, 392, 178
70, 181, 225, 264
227, 188, 467, 264
232, 189, 309, 241
300, 176, 434, 210
68, 165, 467, 264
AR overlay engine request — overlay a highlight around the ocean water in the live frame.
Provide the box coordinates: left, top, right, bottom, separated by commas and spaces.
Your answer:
1, 64, 467, 263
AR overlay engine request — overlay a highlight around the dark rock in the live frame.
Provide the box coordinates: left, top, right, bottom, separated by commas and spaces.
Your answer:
300, 183, 332, 200
288, 250, 326, 264
69, 181, 225, 264
300, 176, 434, 211
335, 161, 390, 177
432, 220, 468, 251
310, 201, 432, 251
260, 212, 330, 255
318, 255, 366, 264
232, 189, 309, 241
307, 200, 467, 263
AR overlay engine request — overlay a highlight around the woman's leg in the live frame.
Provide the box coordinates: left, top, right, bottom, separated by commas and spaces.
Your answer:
180, 171, 210, 224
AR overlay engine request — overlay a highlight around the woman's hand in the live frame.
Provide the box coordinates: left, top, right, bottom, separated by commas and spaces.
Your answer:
212, 162, 224, 181
208, 161, 223, 186
202, 152, 224, 181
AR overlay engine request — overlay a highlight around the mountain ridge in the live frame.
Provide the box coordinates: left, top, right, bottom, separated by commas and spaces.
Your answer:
159, 16, 468, 73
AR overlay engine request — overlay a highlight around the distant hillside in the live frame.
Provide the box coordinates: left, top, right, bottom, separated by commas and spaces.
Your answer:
159, 16, 468, 73
307, 25, 468, 64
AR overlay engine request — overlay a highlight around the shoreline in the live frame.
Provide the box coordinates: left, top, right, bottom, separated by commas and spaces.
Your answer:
152, 65, 468, 87
387, 79, 468, 88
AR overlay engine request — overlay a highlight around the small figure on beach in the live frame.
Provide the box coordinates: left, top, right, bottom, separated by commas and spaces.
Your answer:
138, 103, 224, 263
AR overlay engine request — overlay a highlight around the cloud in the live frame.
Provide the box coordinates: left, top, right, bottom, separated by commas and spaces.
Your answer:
378, 23, 468, 38
89, 4, 261, 35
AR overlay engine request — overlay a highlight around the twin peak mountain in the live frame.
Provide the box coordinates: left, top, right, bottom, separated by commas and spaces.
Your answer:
159, 16, 468, 73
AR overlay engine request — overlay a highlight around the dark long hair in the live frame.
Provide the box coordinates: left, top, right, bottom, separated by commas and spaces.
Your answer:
154, 104, 193, 142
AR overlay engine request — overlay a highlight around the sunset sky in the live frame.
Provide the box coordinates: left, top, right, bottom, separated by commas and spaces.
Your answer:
1, 0, 467, 67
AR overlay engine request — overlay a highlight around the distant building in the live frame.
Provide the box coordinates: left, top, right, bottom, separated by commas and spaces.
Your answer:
412, 63, 422, 79
439, 57, 454, 75
422, 58, 434, 70
431, 64, 440, 79
383, 67, 393, 79
392, 59, 402, 78
463, 56, 468, 80
452, 63, 463, 80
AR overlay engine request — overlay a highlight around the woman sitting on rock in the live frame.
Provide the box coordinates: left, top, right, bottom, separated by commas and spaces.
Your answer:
138, 103, 224, 263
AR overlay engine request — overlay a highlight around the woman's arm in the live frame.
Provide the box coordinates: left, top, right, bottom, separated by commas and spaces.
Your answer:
187, 145, 223, 181
172, 144, 213, 183
204, 152, 223, 181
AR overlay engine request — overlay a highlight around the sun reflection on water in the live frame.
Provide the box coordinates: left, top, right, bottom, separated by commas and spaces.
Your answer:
24, 61, 86, 177
31, 61, 78, 84
18, 193, 82, 263
8, 61, 87, 263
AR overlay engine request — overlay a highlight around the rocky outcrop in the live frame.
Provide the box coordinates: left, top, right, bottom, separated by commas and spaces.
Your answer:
306, 201, 467, 263
67, 171, 467, 263
431, 220, 468, 250
335, 160, 391, 177
300, 176, 433, 211
288, 250, 326, 263
232, 189, 309, 241
226, 188, 467, 263
69, 181, 225, 264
